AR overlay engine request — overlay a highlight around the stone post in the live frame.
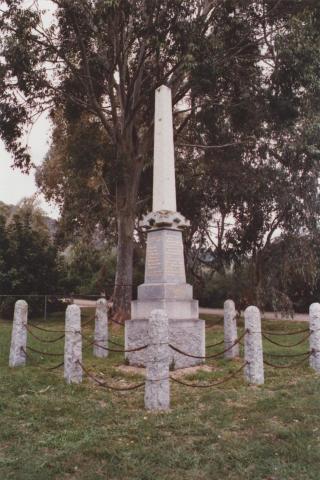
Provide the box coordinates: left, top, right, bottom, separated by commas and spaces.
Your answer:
144, 309, 170, 411
244, 306, 264, 385
93, 298, 108, 358
224, 299, 239, 359
9, 300, 28, 367
309, 303, 320, 372
64, 304, 82, 384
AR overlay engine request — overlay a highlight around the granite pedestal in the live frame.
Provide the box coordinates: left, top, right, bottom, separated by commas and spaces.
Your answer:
125, 227, 205, 369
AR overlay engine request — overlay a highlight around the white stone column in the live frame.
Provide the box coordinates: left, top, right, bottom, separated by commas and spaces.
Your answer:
9, 300, 28, 367
152, 85, 177, 212
244, 306, 264, 385
224, 299, 239, 359
144, 309, 170, 411
309, 303, 320, 372
64, 304, 82, 384
93, 298, 108, 358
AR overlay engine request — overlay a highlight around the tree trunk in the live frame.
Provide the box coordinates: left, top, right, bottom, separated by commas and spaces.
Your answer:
113, 207, 135, 318
112, 158, 142, 319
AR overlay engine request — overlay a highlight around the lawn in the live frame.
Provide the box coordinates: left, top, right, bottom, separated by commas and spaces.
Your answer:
0, 309, 319, 479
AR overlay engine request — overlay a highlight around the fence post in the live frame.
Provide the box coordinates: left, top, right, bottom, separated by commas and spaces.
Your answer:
93, 298, 108, 358
64, 304, 82, 384
244, 306, 264, 385
9, 300, 28, 367
144, 309, 170, 411
224, 299, 239, 359
309, 303, 320, 372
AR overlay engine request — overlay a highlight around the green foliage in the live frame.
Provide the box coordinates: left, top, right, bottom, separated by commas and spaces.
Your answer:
0, 200, 66, 318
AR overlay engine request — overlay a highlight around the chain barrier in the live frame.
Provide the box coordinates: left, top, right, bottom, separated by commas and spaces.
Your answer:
108, 338, 125, 347
77, 361, 145, 391
21, 347, 64, 371
80, 332, 148, 353
169, 330, 247, 360
81, 315, 95, 327
170, 362, 248, 388
28, 322, 65, 334
263, 351, 313, 369
26, 345, 64, 357
205, 339, 225, 349
264, 350, 311, 358
26, 325, 65, 344
261, 331, 311, 348
260, 327, 310, 336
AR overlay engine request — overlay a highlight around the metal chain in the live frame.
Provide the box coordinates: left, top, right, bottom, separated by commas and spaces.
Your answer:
205, 339, 225, 349
170, 362, 248, 388
262, 331, 311, 348
264, 350, 311, 358
263, 351, 313, 369
169, 330, 247, 359
26, 345, 64, 357
26, 325, 65, 344
80, 332, 148, 353
77, 361, 145, 391
28, 322, 65, 334
21, 347, 64, 370
259, 327, 310, 336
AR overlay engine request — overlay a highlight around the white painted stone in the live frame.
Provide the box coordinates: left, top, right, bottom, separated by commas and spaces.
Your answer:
244, 306, 264, 385
64, 304, 82, 384
309, 303, 320, 372
93, 298, 108, 358
152, 85, 177, 212
9, 300, 28, 367
224, 299, 239, 359
145, 309, 170, 411
125, 317, 205, 369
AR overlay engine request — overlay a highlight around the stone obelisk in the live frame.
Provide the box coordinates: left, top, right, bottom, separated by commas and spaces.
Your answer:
125, 85, 205, 369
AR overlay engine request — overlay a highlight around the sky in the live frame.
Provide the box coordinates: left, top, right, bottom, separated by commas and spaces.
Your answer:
0, 0, 59, 219
0, 115, 59, 219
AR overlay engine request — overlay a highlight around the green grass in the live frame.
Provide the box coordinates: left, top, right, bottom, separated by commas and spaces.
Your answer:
0, 309, 319, 479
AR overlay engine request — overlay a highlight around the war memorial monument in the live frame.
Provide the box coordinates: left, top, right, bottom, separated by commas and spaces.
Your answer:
125, 85, 205, 369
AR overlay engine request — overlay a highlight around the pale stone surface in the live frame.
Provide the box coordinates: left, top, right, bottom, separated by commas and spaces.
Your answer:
9, 300, 28, 367
132, 298, 199, 320
125, 85, 205, 368
153, 85, 176, 212
126, 317, 205, 369
138, 283, 193, 301
145, 229, 186, 284
244, 306, 264, 385
224, 299, 239, 359
309, 303, 320, 372
144, 310, 170, 411
93, 298, 108, 358
64, 304, 82, 384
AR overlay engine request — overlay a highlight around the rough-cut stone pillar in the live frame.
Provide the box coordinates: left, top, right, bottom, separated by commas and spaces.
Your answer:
64, 304, 82, 384
224, 299, 239, 359
309, 303, 320, 372
244, 306, 264, 385
93, 298, 108, 358
145, 309, 170, 411
9, 300, 28, 367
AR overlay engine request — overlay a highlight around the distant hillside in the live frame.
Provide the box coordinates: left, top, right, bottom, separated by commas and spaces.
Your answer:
0, 200, 58, 240
0, 200, 14, 219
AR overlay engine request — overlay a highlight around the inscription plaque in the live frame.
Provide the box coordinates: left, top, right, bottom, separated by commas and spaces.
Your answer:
145, 229, 186, 283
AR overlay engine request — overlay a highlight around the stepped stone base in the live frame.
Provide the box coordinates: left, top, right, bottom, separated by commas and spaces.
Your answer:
125, 317, 205, 369
125, 227, 205, 369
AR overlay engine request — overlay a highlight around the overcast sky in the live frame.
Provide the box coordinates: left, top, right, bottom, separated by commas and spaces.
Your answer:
0, 113, 59, 219
0, 0, 59, 219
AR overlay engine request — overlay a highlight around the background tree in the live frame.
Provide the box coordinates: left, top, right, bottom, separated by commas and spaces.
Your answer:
1, 0, 320, 314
